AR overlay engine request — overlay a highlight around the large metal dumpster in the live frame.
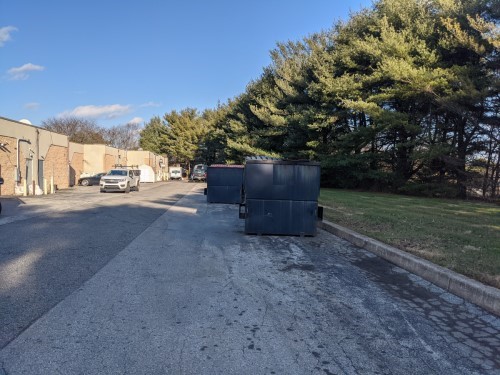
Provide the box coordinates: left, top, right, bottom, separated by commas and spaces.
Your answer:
206, 164, 244, 204
240, 158, 321, 236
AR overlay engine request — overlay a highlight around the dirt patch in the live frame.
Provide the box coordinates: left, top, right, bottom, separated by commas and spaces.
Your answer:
391, 239, 445, 262
475, 274, 500, 290
463, 245, 481, 252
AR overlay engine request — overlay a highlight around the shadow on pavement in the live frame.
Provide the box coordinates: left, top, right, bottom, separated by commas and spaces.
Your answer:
0, 193, 197, 349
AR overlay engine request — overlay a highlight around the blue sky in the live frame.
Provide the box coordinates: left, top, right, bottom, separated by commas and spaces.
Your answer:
1, 0, 371, 128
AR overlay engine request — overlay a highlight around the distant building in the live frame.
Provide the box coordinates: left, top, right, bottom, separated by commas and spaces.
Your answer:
0, 116, 168, 196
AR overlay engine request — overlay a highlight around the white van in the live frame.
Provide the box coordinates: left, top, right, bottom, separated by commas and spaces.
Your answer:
169, 167, 182, 180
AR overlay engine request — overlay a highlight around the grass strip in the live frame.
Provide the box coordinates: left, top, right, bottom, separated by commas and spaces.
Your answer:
319, 189, 500, 289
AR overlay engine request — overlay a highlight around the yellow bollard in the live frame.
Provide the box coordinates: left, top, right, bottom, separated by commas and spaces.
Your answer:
44, 178, 48, 195
23, 179, 27, 197
50, 176, 54, 194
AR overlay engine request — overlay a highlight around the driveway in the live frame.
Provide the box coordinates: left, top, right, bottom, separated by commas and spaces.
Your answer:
1, 185, 499, 374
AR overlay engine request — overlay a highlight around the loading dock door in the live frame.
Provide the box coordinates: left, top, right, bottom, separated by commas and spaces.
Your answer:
26, 159, 33, 185
38, 160, 44, 188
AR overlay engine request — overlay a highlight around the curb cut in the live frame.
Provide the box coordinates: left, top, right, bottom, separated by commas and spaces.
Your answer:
318, 220, 500, 317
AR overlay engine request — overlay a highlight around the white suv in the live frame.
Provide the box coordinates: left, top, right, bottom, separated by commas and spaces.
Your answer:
100, 169, 140, 193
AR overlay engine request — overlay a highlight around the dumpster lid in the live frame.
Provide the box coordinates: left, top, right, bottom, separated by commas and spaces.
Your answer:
245, 156, 280, 161
245, 156, 320, 166
209, 164, 245, 168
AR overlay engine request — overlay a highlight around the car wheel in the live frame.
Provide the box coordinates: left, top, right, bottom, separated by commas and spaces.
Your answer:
135, 182, 140, 192
81, 179, 89, 186
100, 189, 105, 193
125, 183, 130, 193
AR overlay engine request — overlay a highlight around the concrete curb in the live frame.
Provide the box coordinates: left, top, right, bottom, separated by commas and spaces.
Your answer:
318, 220, 500, 317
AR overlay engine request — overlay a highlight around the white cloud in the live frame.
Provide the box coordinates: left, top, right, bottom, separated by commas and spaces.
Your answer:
59, 104, 131, 119
128, 117, 143, 124
140, 101, 161, 108
24, 102, 40, 110
7, 63, 45, 80
0, 26, 17, 47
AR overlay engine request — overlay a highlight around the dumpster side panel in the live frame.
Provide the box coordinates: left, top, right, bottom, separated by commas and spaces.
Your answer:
207, 166, 244, 204
207, 167, 244, 186
207, 186, 242, 204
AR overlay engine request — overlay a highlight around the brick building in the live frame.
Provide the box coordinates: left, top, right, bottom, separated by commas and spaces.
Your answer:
0, 117, 69, 195
0, 116, 168, 196
69, 142, 84, 186
126, 150, 167, 181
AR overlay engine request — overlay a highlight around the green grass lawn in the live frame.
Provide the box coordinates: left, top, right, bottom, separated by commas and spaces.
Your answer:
319, 189, 500, 289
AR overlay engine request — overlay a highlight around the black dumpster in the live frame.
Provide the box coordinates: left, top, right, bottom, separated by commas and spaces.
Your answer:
240, 158, 321, 236
206, 164, 244, 204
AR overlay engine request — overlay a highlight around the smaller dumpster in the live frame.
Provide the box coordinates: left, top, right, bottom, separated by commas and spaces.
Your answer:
206, 164, 244, 204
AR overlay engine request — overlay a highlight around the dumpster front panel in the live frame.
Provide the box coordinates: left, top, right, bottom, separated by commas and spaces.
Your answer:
244, 199, 318, 236
244, 161, 320, 201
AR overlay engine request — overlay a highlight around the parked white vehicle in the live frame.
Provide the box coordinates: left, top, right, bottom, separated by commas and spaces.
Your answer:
138, 165, 156, 183
169, 167, 182, 180
100, 168, 140, 193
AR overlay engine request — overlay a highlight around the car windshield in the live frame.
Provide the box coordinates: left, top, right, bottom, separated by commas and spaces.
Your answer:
107, 170, 127, 176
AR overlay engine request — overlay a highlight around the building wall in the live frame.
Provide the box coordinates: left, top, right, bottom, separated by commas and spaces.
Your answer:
0, 118, 39, 195
44, 145, 69, 189
81, 146, 166, 175
104, 154, 116, 171
70, 152, 84, 185
0, 134, 18, 195
83, 145, 121, 173
38, 131, 68, 192
0, 117, 69, 195
127, 150, 154, 167
83, 144, 105, 173
69, 142, 84, 186
126, 150, 168, 180
38, 129, 67, 155
1, 116, 169, 195
104, 146, 120, 171
117, 149, 128, 167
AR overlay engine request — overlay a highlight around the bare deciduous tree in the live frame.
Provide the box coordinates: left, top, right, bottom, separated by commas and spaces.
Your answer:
42, 117, 106, 144
104, 122, 142, 150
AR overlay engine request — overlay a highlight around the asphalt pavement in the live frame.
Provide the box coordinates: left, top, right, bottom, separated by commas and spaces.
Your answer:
1, 186, 499, 374
0, 182, 194, 350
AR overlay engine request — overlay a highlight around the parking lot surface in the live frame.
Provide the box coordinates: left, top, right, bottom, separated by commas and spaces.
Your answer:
0, 181, 195, 350
1, 186, 499, 374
